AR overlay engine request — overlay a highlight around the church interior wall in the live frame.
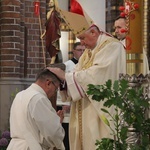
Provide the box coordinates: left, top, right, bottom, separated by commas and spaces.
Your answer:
0, 0, 150, 132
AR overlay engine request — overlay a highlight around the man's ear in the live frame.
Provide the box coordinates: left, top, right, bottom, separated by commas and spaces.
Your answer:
47, 81, 50, 85
46, 79, 51, 87
90, 28, 96, 35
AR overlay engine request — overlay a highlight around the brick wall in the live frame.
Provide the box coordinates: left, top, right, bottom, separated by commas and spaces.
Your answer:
0, 0, 48, 79
0, 0, 51, 131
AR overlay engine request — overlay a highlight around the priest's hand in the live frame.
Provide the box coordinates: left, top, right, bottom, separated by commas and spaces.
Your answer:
47, 67, 65, 81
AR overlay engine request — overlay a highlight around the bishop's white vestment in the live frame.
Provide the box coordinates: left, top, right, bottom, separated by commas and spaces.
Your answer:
60, 33, 126, 150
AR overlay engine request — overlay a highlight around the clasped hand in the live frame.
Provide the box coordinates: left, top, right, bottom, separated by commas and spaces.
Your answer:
57, 110, 64, 124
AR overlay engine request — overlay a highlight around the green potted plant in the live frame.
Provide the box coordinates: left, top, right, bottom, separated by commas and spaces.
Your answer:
87, 77, 150, 150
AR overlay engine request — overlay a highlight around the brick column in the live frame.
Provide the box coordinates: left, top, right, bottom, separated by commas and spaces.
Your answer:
0, 0, 47, 131
0, 0, 22, 78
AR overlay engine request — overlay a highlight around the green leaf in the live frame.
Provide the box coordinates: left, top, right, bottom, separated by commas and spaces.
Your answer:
100, 115, 110, 126
101, 108, 109, 114
113, 80, 119, 92
87, 78, 150, 148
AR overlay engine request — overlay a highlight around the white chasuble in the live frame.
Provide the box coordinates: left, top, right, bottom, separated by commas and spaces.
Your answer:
60, 33, 126, 150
